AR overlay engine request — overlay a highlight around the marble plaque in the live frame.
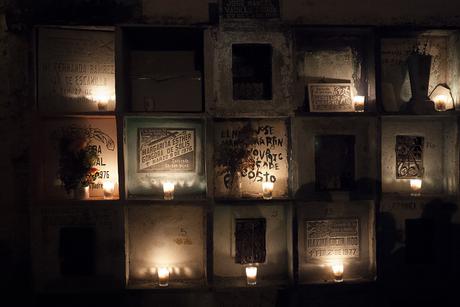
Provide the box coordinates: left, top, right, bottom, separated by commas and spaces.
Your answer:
305, 219, 360, 260
38, 28, 115, 113
222, 0, 280, 19
308, 83, 354, 112
125, 117, 205, 199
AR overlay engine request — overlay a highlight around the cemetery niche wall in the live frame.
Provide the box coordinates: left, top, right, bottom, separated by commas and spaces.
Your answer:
297, 201, 376, 284
37, 27, 116, 113
124, 117, 206, 200
213, 204, 292, 287
126, 205, 206, 288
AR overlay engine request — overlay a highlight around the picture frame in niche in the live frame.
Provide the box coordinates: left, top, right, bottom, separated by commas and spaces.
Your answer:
234, 218, 267, 264
315, 135, 355, 191
308, 83, 354, 112
395, 135, 424, 179
124, 117, 206, 199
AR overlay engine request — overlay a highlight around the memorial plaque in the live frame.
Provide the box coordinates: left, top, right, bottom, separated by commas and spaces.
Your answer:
235, 218, 266, 264
214, 118, 289, 199
38, 28, 115, 113
395, 135, 424, 179
315, 135, 355, 191
125, 117, 205, 199
233, 44, 272, 100
305, 218, 360, 261
308, 83, 354, 112
222, 0, 280, 19
42, 117, 119, 199
137, 128, 195, 172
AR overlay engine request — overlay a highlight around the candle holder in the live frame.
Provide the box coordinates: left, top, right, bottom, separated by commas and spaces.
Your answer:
262, 182, 274, 200
433, 95, 447, 112
410, 179, 422, 197
331, 262, 344, 283
157, 267, 170, 287
353, 95, 365, 112
162, 182, 175, 200
245, 266, 258, 286
102, 181, 115, 199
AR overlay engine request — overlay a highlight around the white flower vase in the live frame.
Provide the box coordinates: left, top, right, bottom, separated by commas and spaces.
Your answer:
229, 172, 242, 198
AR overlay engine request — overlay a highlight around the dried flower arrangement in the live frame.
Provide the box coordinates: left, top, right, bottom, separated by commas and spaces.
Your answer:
56, 127, 100, 194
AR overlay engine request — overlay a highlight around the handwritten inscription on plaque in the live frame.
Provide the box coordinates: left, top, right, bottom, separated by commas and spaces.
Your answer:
222, 0, 280, 19
395, 135, 424, 179
305, 219, 360, 260
235, 218, 266, 264
308, 83, 354, 112
138, 128, 195, 172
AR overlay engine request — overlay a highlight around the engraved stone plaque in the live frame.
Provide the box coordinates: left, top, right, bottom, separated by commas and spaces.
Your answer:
395, 135, 424, 179
308, 83, 354, 112
235, 218, 266, 264
38, 28, 115, 113
305, 218, 360, 261
138, 128, 196, 172
315, 135, 355, 191
222, 0, 280, 19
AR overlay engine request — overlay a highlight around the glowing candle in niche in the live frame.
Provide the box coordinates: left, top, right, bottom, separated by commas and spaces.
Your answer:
353, 95, 365, 112
102, 181, 114, 199
163, 182, 175, 200
245, 266, 258, 286
331, 261, 344, 283
262, 182, 274, 200
410, 179, 422, 196
433, 95, 447, 112
157, 267, 170, 287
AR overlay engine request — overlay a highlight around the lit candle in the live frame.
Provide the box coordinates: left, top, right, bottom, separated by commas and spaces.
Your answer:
102, 181, 114, 199
245, 266, 258, 286
353, 95, 365, 112
163, 182, 175, 200
331, 261, 344, 283
157, 267, 170, 287
262, 182, 274, 200
410, 179, 422, 196
433, 95, 447, 112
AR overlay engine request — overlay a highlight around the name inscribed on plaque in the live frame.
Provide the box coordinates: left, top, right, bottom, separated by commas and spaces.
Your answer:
308, 83, 354, 112
222, 0, 280, 19
138, 128, 195, 172
305, 219, 360, 260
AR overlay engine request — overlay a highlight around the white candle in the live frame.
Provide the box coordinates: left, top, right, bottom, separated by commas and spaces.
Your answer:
353, 96, 365, 112
102, 181, 115, 199
163, 182, 175, 200
245, 266, 258, 285
434, 95, 447, 112
410, 179, 422, 196
157, 267, 170, 287
331, 261, 344, 283
262, 182, 274, 200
